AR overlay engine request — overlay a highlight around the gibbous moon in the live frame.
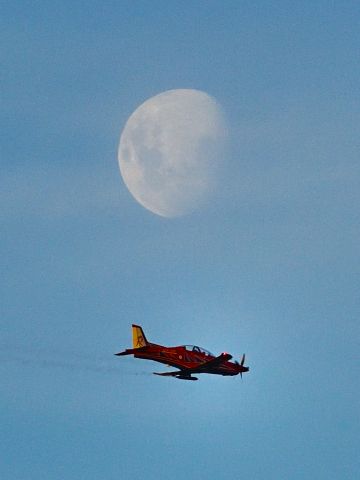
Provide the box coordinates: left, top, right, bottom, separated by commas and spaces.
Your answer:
118, 89, 227, 217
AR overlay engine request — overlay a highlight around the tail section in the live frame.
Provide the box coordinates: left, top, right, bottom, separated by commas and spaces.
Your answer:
132, 324, 148, 349
114, 324, 149, 356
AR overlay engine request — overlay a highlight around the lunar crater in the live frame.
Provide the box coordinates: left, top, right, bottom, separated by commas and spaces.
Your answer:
118, 89, 227, 217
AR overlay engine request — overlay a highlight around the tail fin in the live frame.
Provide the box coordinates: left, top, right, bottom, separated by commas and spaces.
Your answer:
132, 324, 148, 349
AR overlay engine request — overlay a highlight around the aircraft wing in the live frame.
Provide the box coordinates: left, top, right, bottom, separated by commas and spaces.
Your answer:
154, 353, 232, 377
153, 371, 181, 377
154, 370, 198, 381
194, 352, 232, 372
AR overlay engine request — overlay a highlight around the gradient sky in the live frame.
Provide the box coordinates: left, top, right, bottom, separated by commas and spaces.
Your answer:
1, 2, 359, 479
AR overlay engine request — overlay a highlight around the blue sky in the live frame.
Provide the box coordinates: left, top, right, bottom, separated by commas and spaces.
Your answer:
1, 1, 359, 479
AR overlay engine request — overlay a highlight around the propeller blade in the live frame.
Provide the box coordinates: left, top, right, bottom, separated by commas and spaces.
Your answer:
240, 354, 245, 366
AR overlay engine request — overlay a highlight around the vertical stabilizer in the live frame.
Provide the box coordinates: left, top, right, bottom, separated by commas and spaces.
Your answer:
132, 325, 148, 349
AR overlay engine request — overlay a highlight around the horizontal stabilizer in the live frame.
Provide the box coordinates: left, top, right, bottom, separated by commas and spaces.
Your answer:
114, 346, 147, 356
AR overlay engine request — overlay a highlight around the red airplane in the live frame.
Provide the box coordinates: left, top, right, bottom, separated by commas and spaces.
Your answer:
115, 324, 249, 381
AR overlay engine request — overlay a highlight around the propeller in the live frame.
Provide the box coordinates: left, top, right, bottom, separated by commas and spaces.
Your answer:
240, 354, 245, 378
235, 354, 247, 378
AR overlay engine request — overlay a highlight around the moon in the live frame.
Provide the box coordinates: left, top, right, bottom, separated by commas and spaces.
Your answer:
118, 89, 227, 217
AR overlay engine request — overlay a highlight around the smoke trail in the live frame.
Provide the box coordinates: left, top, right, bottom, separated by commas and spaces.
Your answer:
0, 344, 150, 376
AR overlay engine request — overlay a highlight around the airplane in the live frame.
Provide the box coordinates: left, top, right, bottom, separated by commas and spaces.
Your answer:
115, 324, 249, 381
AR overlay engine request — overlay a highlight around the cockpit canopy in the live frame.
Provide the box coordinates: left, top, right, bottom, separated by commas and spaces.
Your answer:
183, 345, 214, 356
